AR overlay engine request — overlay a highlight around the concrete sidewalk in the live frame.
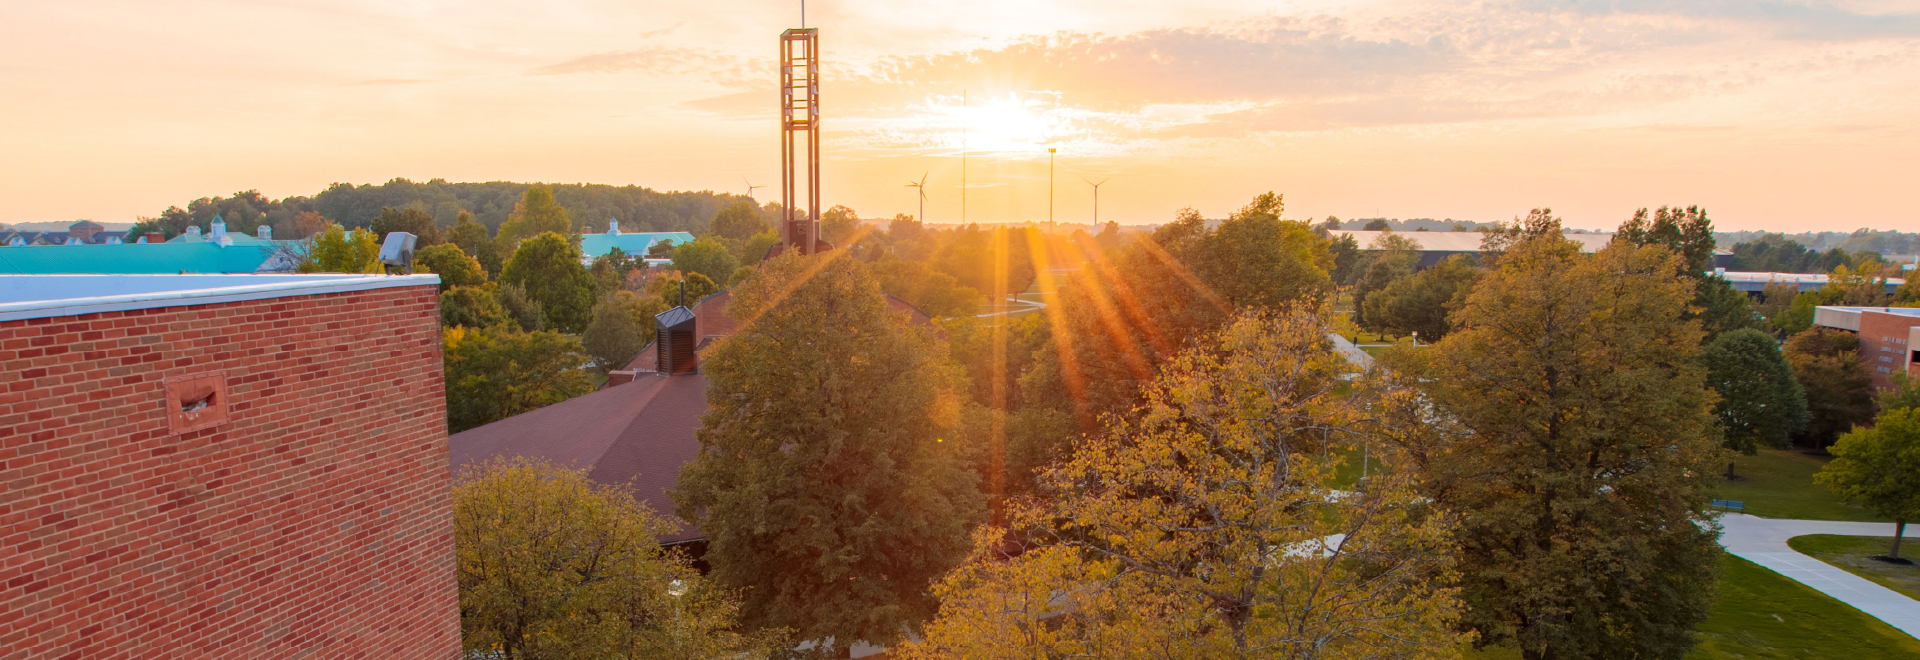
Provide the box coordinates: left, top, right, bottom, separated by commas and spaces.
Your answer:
1718, 514, 1920, 639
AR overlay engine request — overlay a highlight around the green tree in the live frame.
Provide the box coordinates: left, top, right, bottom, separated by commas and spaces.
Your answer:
500, 232, 596, 333
1816, 408, 1920, 559
647, 272, 719, 306
1413, 234, 1722, 660
497, 185, 572, 249
297, 224, 381, 273
1692, 275, 1763, 339
1327, 232, 1362, 284
455, 458, 780, 660
820, 204, 861, 246
1784, 327, 1879, 448
443, 324, 595, 432
708, 200, 767, 241
1701, 328, 1810, 454
672, 253, 985, 654
582, 293, 654, 376
1352, 233, 1419, 330
414, 243, 486, 292
370, 206, 443, 247
911, 309, 1467, 659
441, 285, 511, 329
1881, 372, 1920, 414
737, 231, 782, 265
1614, 205, 1716, 276
1362, 253, 1477, 341
669, 236, 741, 286
871, 260, 983, 318
496, 282, 547, 332
1363, 218, 1391, 230
446, 211, 502, 278
590, 247, 638, 294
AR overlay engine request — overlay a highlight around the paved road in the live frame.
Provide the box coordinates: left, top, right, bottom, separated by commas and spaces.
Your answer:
1718, 514, 1920, 639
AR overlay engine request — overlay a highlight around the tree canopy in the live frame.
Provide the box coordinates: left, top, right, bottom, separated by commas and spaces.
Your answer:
1410, 229, 1722, 659
1701, 328, 1809, 454
496, 185, 573, 249
1816, 408, 1920, 559
370, 206, 443, 247
709, 199, 769, 242
912, 308, 1467, 659
1362, 253, 1477, 341
1784, 327, 1879, 448
455, 458, 778, 659
500, 232, 596, 333
297, 224, 381, 273
414, 243, 486, 292
670, 236, 741, 287
443, 324, 595, 433
672, 252, 984, 653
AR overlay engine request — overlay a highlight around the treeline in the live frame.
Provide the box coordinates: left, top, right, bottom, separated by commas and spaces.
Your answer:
127, 178, 762, 240
1719, 229, 1920, 255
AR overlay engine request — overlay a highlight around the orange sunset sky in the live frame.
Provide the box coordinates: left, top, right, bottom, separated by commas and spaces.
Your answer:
3, 0, 1918, 232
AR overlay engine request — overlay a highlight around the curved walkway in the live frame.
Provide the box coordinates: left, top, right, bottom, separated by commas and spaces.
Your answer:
1718, 513, 1920, 639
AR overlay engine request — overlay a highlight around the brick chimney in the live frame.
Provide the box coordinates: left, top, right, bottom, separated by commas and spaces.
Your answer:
145, 232, 166, 244
606, 370, 638, 387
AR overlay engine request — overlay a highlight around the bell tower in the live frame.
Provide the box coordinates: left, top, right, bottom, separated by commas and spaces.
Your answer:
779, 27, 821, 254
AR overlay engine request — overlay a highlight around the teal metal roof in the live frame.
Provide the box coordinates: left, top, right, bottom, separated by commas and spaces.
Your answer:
579, 232, 694, 260
0, 241, 301, 274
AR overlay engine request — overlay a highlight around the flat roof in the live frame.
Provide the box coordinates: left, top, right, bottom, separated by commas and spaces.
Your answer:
1812, 305, 1920, 332
0, 274, 440, 322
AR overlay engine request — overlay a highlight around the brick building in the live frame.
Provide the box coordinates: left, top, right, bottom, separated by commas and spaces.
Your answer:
1, 274, 460, 659
1813, 306, 1920, 391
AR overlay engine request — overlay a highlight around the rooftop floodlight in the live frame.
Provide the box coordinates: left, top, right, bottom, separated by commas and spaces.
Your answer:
380, 232, 418, 275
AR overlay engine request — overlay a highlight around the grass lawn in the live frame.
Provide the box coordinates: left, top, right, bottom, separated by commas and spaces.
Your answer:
1788, 534, 1920, 600
1464, 554, 1920, 659
1715, 449, 1887, 522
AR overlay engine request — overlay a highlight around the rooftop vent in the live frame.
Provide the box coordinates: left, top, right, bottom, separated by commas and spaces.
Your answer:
655, 281, 697, 375
257, 225, 273, 240
380, 232, 417, 275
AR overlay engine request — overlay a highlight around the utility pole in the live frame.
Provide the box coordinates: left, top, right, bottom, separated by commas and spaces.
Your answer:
1047, 147, 1056, 233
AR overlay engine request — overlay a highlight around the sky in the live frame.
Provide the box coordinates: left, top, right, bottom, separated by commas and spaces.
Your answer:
3, 0, 1919, 232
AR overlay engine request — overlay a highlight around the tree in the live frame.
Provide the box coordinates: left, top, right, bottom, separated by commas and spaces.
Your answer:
1784, 327, 1879, 448
1816, 408, 1920, 559
495, 282, 547, 332
738, 231, 782, 265
279, 210, 329, 240
669, 236, 741, 286
500, 232, 596, 333
1352, 233, 1419, 330
590, 247, 639, 294
1023, 196, 1332, 433
1362, 253, 1477, 341
1363, 218, 1391, 230
820, 204, 862, 246
441, 285, 511, 329
871, 260, 983, 318
672, 253, 985, 653
1614, 206, 1716, 276
443, 324, 595, 432
370, 206, 443, 247
497, 185, 572, 249
455, 458, 780, 660
1692, 275, 1763, 340
909, 309, 1468, 659
446, 211, 502, 278
414, 243, 486, 292
1881, 372, 1920, 414
708, 200, 767, 241
582, 293, 656, 376
297, 224, 381, 273
1701, 328, 1809, 454
647, 272, 719, 306
1413, 235, 1722, 660
1327, 232, 1361, 284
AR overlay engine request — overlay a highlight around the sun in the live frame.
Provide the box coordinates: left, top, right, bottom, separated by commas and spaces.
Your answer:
953, 95, 1065, 155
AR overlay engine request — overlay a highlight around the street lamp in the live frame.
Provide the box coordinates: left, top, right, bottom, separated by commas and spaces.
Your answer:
1047, 148, 1057, 233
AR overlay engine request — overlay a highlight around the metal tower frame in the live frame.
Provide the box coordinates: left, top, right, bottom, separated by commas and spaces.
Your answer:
780, 28, 821, 255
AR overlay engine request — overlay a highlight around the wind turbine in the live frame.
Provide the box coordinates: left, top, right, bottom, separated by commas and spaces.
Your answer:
742, 176, 765, 201
1082, 177, 1111, 230
906, 172, 929, 224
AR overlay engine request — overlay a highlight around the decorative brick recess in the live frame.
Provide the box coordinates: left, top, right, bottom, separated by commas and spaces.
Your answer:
0, 285, 460, 659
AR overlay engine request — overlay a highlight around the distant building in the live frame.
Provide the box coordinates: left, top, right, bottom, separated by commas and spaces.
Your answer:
447, 287, 933, 545
0, 273, 458, 659
1330, 230, 1734, 270
577, 221, 694, 266
0, 235, 300, 274
1813, 306, 1920, 391
0, 220, 130, 247
1721, 271, 1905, 295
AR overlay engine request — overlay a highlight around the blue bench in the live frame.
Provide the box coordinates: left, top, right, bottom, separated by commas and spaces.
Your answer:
1711, 499, 1745, 512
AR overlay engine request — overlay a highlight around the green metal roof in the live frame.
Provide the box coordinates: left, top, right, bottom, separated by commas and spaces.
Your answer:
0, 241, 300, 274
579, 232, 695, 260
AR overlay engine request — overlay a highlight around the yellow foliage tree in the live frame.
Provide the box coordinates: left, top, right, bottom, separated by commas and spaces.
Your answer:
297, 223, 381, 273
909, 307, 1468, 660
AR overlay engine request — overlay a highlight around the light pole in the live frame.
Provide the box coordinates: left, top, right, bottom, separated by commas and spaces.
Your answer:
1047, 148, 1057, 233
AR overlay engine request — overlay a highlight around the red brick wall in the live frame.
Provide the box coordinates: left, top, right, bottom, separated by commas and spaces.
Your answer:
1858, 310, 1920, 391
0, 285, 459, 659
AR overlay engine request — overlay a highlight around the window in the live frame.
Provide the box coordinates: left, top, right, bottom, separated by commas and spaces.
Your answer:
164, 371, 229, 434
